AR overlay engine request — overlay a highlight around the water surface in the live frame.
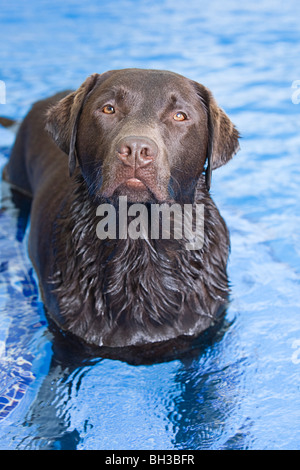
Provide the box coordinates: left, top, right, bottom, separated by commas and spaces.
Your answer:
0, 0, 300, 450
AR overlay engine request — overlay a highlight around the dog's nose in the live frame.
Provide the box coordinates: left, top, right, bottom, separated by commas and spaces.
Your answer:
117, 136, 158, 168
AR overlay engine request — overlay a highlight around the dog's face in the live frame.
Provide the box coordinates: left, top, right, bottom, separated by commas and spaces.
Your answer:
46, 69, 239, 204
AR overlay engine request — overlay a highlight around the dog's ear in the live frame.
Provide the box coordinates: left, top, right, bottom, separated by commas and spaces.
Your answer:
194, 83, 240, 190
46, 73, 100, 176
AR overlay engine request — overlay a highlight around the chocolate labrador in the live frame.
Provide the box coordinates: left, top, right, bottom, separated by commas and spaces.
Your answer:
1, 69, 239, 360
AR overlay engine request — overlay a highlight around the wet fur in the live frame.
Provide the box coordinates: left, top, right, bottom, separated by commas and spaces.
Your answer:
1, 69, 239, 361
50, 173, 230, 348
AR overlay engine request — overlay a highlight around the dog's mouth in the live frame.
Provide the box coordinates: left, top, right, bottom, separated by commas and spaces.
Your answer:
113, 178, 159, 203
101, 176, 168, 203
125, 177, 147, 191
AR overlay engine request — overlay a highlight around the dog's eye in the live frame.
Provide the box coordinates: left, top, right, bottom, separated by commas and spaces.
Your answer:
102, 105, 115, 114
173, 112, 188, 121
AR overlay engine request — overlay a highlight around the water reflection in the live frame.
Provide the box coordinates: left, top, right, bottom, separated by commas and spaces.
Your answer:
14, 317, 245, 450
172, 355, 250, 449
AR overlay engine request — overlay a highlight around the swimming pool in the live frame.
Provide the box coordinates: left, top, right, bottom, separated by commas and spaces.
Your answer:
0, 0, 300, 450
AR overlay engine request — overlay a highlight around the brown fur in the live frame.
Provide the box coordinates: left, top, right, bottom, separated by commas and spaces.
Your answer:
3, 69, 239, 361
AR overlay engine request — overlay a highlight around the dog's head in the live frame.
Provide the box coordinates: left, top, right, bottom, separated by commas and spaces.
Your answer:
46, 69, 239, 204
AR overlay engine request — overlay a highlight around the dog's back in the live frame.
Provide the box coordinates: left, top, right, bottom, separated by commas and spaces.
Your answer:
3, 92, 71, 198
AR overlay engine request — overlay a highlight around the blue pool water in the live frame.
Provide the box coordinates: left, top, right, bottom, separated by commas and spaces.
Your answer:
0, 0, 300, 450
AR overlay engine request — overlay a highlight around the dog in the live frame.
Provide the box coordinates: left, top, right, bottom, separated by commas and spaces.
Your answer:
1, 69, 239, 360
